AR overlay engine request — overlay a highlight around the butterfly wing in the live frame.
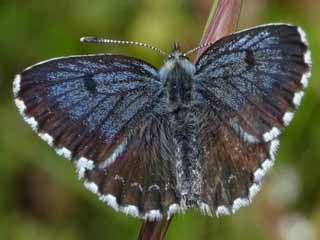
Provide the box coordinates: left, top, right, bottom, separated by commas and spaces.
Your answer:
14, 54, 178, 220
194, 24, 311, 216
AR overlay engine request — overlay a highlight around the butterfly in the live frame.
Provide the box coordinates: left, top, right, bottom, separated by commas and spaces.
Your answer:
13, 24, 311, 221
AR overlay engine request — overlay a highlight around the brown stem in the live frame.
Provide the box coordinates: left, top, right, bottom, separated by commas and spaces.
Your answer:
137, 1, 243, 239
137, 217, 173, 240
195, 0, 243, 61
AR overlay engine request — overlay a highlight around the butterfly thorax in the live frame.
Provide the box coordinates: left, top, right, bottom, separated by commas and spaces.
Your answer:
159, 48, 196, 111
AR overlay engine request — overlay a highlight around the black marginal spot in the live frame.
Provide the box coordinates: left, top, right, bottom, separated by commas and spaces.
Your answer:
84, 76, 97, 94
245, 49, 255, 69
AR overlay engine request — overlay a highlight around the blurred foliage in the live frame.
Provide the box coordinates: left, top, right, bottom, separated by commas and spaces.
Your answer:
0, 0, 319, 239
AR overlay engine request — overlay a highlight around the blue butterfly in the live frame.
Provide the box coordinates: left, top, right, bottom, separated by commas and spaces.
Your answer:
13, 24, 311, 221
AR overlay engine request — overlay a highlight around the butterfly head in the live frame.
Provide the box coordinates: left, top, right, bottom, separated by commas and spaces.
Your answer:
168, 41, 184, 59
159, 42, 195, 82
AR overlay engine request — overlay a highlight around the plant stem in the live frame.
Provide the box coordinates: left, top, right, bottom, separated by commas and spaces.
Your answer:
138, 217, 173, 240
195, 0, 243, 61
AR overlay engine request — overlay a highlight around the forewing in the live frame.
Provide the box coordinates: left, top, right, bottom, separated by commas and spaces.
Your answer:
194, 24, 311, 215
13, 54, 177, 220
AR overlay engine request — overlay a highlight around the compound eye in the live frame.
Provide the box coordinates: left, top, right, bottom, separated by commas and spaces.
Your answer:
179, 55, 190, 61
167, 54, 175, 60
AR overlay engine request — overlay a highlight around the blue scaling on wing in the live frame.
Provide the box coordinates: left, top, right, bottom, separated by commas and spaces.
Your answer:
194, 24, 311, 215
15, 54, 161, 161
195, 24, 310, 141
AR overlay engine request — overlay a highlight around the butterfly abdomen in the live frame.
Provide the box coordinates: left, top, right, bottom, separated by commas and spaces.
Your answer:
169, 107, 201, 207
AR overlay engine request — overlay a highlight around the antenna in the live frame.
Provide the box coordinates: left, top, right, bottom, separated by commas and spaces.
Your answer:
80, 37, 169, 57
183, 41, 215, 57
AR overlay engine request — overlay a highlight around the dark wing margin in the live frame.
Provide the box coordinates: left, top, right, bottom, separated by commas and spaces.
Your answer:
194, 24, 311, 216
13, 54, 179, 220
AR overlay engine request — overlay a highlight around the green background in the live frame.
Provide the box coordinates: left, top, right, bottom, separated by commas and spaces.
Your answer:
0, 0, 319, 239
